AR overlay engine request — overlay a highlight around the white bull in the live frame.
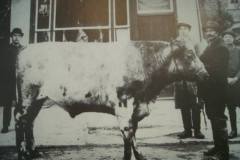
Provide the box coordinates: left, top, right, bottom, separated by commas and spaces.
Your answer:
15, 41, 208, 160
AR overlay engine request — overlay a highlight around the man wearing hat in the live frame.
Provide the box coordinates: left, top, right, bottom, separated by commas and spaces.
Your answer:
174, 22, 205, 139
222, 30, 240, 139
1, 27, 24, 133
198, 21, 229, 160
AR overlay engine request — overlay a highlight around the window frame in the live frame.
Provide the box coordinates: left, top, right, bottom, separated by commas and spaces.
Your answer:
33, 0, 130, 43
137, 0, 174, 16
34, 0, 52, 42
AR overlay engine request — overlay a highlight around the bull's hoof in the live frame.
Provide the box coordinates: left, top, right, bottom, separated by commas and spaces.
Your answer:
30, 149, 43, 158
134, 152, 147, 160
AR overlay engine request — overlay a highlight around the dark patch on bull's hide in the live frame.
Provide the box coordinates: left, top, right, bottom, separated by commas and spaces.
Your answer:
67, 64, 71, 71
64, 102, 115, 118
63, 87, 67, 97
59, 85, 67, 97
134, 41, 169, 79
85, 92, 92, 98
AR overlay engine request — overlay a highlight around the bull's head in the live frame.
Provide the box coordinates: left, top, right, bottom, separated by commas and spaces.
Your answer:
131, 41, 209, 103
166, 40, 209, 82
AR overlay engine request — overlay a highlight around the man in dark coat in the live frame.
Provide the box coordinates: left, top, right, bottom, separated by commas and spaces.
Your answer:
174, 22, 205, 139
222, 31, 240, 139
198, 21, 229, 160
1, 28, 24, 133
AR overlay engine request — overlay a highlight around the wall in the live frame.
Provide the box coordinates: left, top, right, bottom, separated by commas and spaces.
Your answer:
129, 0, 177, 41
11, 0, 31, 45
176, 0, 202, 42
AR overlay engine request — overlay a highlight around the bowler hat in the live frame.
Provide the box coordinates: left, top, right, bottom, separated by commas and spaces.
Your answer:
11, 28, 24, 37
177, 22, 191, 29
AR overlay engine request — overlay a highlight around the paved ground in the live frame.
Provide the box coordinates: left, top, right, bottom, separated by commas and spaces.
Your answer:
0, 99, 240, 159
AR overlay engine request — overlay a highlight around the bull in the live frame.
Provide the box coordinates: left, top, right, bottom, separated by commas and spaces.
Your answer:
15, 41, 208, 160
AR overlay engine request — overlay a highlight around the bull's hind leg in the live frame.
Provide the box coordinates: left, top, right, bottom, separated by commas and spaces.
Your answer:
16, 98, 46, 160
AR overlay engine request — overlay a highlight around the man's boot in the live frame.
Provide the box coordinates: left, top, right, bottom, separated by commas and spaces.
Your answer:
205, 119, 229, 160
204, 120, 218, 156
215, 119, 229, 160
178, 109, 192, 139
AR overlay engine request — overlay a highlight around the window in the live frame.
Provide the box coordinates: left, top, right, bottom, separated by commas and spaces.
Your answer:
32, 0, 130, 43
137, 0, 174, 15
34, 0, 52, 42
231, 0, 238, 3
228, 0, 240, 9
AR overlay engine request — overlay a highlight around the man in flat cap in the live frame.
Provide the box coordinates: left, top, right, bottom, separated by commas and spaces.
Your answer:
198, 21, 229, 160
222, 30, 240, 139
1, 28, 24, 133
174, 22, 205, 139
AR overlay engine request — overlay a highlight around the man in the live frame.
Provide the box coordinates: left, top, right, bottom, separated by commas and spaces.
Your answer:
223, 31, 240, 139
198, 21, 229, 160
174, 22, 205, 139
1, 28, 24, 133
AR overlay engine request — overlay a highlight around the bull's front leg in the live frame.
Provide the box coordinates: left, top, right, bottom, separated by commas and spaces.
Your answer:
130, 101, 149, 160
118, 99, 149, 160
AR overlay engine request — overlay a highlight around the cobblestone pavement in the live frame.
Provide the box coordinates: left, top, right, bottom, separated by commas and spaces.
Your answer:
0, 100, 240, 159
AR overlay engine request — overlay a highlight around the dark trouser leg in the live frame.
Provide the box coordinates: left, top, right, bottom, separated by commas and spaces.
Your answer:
205, 102, 229, 159
181, 108, 192, 132
227, 106, 237, 133
192, 106, 201, 132
211, 119, 229, 159
3, 106, 12, 129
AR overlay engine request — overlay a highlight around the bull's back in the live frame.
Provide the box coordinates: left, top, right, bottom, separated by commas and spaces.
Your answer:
17, 42, 144, 103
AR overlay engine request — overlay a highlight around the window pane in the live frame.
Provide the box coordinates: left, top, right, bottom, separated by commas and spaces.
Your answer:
37, 0, 50, 29
55, 31, 64, 42
64, 30, 88, 42
115, 0, 127, 25
85, 29, 109, 42
55, 0, 109, 28
37, 32, 49, 42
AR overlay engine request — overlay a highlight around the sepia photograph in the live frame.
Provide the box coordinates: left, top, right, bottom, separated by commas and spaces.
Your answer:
0, 0, 240, 160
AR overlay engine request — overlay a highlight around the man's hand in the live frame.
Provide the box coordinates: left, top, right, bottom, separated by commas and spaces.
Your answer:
15, 112, 22, 121
227, 77, 238, 85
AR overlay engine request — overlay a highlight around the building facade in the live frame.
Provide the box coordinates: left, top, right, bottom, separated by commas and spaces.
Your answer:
10, 0, 202, 45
